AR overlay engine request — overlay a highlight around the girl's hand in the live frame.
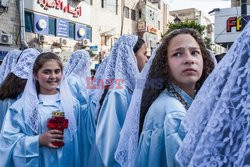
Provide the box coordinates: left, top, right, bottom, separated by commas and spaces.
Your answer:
39, 129, 64, 148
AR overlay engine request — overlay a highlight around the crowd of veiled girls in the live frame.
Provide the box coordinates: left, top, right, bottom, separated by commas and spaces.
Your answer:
0, 22, 250, 167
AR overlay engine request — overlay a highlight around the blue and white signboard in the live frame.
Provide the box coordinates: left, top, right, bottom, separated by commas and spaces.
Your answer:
34, 14, 49, 35
75, 23, 86, 40
56, 19, 69, 37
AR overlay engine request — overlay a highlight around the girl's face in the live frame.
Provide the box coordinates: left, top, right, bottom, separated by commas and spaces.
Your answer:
135, 43, 148, 72
167, 34, 203, 93
35, 60, 62, 95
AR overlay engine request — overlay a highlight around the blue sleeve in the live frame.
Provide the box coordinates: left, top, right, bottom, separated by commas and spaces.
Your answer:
0, 105, 39, 167
134, 94, 187, 167
68, 77, 88, 106
164, 111, 186, 167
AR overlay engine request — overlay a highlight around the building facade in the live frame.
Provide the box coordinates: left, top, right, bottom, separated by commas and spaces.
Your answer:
169, 8, 213, 39
0, 0, 20, 60
0, 0, 170, 62
169, 8, 226, 54
231, 0, 250, 7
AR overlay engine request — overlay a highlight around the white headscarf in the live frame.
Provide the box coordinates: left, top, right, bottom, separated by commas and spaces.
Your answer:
0, 49, 21, 83
12, 48, 40, 79
64, 49, 91, 89
92, 35, 139, 120
22, 53, 77, 138
115, 46, 159, 167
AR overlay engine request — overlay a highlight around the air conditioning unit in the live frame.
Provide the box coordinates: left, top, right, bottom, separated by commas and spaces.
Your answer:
0, 32, 12, 45
0, 0, 10, 7
59, 38, 67, 46
82, 38, 90, 46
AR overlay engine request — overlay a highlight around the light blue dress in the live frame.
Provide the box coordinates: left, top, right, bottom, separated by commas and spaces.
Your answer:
64, 50, 95, 166
89, 87, 133, 167
67, 74, 88, 106
68, 76, 95, 167
0, 98, 18, 130
0, 95, 81, 167
134, 87, 193, 167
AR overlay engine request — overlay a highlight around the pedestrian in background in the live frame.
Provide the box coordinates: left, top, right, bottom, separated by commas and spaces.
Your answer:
0, 49, 21, 84
64, 49, 95, 167
0, 48, 40, 130
115, 45, 159, 167
88, 35, 148, 167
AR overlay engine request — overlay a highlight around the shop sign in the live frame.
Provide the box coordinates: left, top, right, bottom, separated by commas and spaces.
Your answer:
147, 25, 157, 34
34, 14, 49, 35
227, 16, 250, 32
138, 21, 146, 31
37, 0, 82, 18
56, 18, 69, 37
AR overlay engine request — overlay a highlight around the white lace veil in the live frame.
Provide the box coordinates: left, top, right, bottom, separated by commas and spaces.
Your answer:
22, 53, 77, 138
91, 35, 139, 120
64, 49, 91, 90
89, 55, 110, 120
0, 49, 21, 83
115, 46, 159, 167
12, 48, 40, 79
176, 22, 250, 166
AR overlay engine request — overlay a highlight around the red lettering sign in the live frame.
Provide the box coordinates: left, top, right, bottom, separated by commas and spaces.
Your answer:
37, 0, 82, 18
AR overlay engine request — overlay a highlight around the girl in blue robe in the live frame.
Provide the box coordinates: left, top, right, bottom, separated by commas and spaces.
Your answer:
64, 49, 95, 167
176, 22, 250, 167
0, 49, 21, 84
116, 28, 214, 167
0, 52, 81, 167
64, 50, 91, 106
0, 48, 40, 130
88, 35, 148, 167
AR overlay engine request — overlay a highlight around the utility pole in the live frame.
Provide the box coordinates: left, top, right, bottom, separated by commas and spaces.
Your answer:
241, 0, 247, 30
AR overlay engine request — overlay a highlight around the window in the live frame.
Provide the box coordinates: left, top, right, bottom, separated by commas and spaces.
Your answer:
85, 0, 92, 5
101, 0, 105, 8
115, 0, 118, 14
101, 35, 109, 46
101, 0, 118, 14
101, 35, 105, 45
138, 9, 142, 18
124, 6, 129, 18
49, 17, 56, 36
68, 22, 75, 39
86, 26, 92, 42
131, 9, 136, 21
158, 2, 161, 9
25, 11, 33, 32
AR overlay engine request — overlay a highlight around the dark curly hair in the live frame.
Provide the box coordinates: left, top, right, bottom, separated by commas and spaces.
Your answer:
139, 28, 215, 135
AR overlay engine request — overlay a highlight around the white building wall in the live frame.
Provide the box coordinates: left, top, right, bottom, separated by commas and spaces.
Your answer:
0, 0, 20, 50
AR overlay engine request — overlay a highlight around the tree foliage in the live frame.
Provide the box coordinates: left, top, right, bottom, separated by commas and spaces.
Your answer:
163, 21, 212, 49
